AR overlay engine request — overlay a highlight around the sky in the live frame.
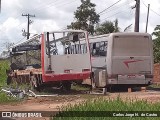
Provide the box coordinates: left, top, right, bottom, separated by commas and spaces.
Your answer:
0, 0, 160, 53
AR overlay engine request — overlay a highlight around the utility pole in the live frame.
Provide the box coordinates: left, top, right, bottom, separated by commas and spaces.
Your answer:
0, 0, 1, 13
22, 14, 35, 39
134, 0, 140, 32
145, 4, 150, 33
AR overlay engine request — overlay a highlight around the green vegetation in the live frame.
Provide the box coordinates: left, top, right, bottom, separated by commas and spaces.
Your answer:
95, 19, 120, 35
67, 0, 100, 35
153, 25, 160, 63
0, 60, 9, 86
53, 97, 160, 120
72, 84, 90, 91
148, 84, 160, 89
0, 60, 20, 103
0, 92, 19, 104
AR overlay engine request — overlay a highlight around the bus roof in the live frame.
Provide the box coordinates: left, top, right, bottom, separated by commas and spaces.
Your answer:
88, 32, 151, 43
109, 32, 151, 37
43, 30, 87, 34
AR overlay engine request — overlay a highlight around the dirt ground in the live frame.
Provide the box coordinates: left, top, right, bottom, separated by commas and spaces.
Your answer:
0, 88, 160, 120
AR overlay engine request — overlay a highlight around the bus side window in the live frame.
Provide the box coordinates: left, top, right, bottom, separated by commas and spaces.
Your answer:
100, 42, 104, 51
84, 44, 87, 53
95, 42, 100, 56
92, 43, 96, 56
93, 43, 96, 49
89, 43, 93, 56
75, 44, 78, 54
104, 42, 107, 52
81, 44, 84, 54
100, 41, 107, 56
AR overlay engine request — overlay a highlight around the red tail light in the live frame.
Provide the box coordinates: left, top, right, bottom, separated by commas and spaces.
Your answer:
82, 69, 90, 72
64, 69, 71, 73
108, 74, 118, 79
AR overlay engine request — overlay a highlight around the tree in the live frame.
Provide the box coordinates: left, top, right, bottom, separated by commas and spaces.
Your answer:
67, 0, 100, 35
152, 25, 160, 37
152, 25, 160, 63
0, 42, 14, 58
114, 19, 120, 32
95, 19, 120, 35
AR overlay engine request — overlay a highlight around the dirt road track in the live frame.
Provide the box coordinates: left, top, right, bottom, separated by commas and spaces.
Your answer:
0, 90, 160, 120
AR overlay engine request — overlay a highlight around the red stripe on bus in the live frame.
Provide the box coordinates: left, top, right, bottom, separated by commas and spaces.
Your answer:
123, 60, 143, 68
42, 72, 91, 82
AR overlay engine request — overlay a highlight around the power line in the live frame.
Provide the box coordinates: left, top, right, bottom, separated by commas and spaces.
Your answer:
14, 37, 26, 45
127, 0, 134, 16
30, 0, 57, 11
98, 0, 123, 15
142, 0, 160, 17
100, 9, 131, 22
41, 0, 77, 10
0, 37, 26, 48
33, 0, 78, 13
99, 2, 129, 16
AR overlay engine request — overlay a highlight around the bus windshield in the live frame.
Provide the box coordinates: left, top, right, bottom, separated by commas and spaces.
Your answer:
113, 36, 150, 56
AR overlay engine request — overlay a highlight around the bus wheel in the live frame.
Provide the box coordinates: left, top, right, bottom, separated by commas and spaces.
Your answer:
61, 81, 71, 91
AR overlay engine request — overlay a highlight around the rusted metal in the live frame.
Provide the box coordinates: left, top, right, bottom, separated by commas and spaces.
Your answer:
8, 68, 42, 84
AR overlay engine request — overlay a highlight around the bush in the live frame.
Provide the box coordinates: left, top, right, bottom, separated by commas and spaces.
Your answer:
0, 60, 9, 86
0, 92, 18, 104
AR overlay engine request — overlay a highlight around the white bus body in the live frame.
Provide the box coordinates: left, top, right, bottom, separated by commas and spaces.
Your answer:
89, 32, 153, 87
42, 30, 91, 83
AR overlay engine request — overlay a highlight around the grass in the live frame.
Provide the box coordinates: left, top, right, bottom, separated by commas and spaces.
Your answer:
53, 97, 160, 120
0, 92, 20, 104
0, 59, 9, 86
148, 84, 160, 88
72, 84, 90, 91
0, 60, 21, 103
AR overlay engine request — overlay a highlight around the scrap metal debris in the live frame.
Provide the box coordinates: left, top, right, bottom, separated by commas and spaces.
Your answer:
0, 87, 58, 99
